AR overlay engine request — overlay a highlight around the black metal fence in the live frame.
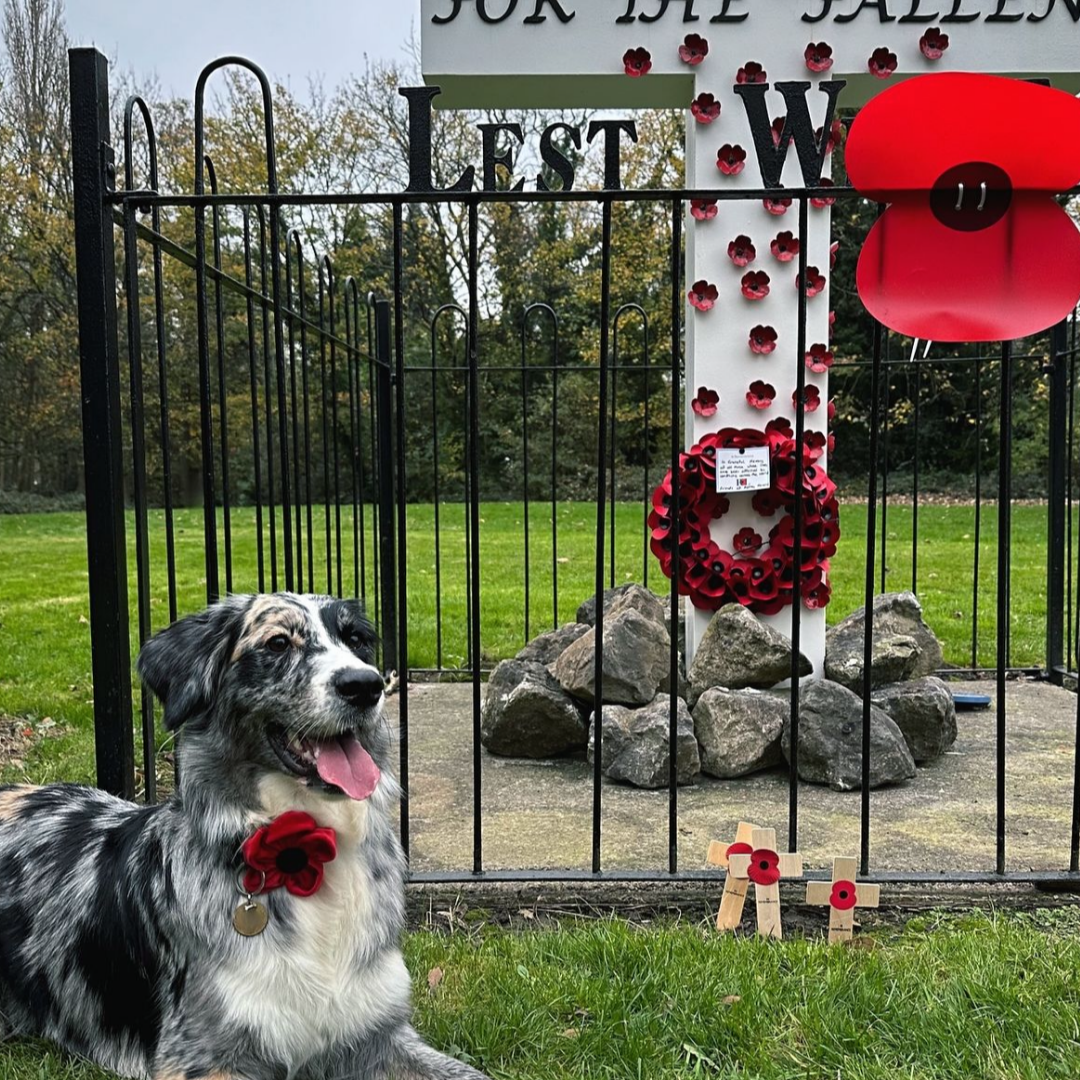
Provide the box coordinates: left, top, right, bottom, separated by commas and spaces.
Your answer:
71, 48, 1080, 886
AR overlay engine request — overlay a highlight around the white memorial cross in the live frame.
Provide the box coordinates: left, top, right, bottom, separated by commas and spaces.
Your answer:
421, 0, 1080, 670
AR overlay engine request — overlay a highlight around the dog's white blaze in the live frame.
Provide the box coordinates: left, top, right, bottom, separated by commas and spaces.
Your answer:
300, 596, 384, 716
212, 775, 411, 1068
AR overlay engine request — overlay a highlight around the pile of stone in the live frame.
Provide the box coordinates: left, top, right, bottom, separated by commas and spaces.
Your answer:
479, 586, 956, 792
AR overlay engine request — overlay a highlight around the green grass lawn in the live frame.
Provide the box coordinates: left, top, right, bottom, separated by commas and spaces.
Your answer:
2, 909, 1080, 1079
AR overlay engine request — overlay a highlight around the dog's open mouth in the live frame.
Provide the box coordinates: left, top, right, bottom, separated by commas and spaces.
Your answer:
268, 726, 381, 800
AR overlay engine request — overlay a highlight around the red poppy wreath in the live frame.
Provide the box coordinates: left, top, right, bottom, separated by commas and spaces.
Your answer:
648, 422, 839, 614
846, 73, 1080, 342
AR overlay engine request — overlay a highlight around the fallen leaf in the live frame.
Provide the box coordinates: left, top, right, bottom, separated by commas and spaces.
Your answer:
722, 995, 741, 1006
518, 909, 535, 920
427, 967, 444, 992
560, 1029, 579, 1039
78, 615, 89, 625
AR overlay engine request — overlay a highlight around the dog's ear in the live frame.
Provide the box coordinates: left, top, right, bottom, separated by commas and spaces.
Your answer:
137, 598, 248, 729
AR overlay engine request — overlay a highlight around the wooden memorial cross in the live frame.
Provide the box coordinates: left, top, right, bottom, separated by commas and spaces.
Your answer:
707, 822, 802, 939
421, 1, 1080, 672
805, 856, 881, 943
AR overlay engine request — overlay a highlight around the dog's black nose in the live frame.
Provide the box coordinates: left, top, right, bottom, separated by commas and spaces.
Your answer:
333, 668, 385, 708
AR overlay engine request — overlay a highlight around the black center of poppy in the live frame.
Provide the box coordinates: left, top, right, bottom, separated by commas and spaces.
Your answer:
276, 847, 309, 874
838, 889, 849, 900
930, 162, 1011, 232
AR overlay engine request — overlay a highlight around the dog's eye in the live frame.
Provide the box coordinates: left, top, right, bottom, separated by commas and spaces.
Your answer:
266, 634, 291, 654
345, 629, 364, 648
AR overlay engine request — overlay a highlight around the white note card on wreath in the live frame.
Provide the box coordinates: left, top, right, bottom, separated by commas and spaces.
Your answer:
714, 447, 771, 493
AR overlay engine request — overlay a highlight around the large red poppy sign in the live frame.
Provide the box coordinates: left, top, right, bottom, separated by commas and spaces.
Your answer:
846, 73, 1080, 342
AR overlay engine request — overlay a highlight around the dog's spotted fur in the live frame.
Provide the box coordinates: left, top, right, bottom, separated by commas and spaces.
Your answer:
0, 593, 491, 1080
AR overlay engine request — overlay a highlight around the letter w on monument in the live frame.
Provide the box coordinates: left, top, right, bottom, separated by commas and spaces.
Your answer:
420, 0, 1080, 669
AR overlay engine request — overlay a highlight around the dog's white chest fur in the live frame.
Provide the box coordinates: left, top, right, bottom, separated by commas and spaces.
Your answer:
210, 778, 411, 1068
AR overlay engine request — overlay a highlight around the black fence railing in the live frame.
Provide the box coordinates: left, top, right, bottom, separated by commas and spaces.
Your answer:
71, 48, 1080, 886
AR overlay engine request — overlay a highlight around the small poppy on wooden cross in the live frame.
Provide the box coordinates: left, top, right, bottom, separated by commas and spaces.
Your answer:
706, 823, 802, 940
804, 856, 881, 944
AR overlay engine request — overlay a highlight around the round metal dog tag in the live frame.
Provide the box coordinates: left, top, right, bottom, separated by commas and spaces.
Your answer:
233, 900, 268, 937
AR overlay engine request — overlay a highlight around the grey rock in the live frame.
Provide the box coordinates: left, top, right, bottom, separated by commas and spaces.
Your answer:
577, 583, 665, 628
871, 676, 958, 763
660, 593, 687, 657
554, 607, 670, 706
782, 679, 916, 791
588, 693, 699, 788
516, 622, 591, 666
825, 591, 944, 690
687, 604, 812, 704
480, 659, 588, 758
692, 687, 787, 778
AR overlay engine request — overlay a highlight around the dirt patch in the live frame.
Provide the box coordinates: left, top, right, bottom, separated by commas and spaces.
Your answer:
0, 714, 68, 775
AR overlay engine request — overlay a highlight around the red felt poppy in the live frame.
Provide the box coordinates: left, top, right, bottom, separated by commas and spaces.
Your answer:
846, 73, 1080, 341
811, 177, 836, 209
691, 92, 722, 124
726, 840, 753, 861
691, 198, 718, 221
764, 197, 792, 216
728, 235, 756, 267
747, 848, 781, 886
803, 571, 832, 610
692, 386, 720, 417
869, 47, 898, 78
688, 279, 719, 312
749, 324, 778, 355
752, 488, 781, 516
830, 879, 858, 910
805, 343, 833, 373
919, 27, 949, 60
747, 380, 776, 409
771, 231, 800, 262
679, 33, 709, 65
623, 47, 652, 77
736, 61, 767, 84
804, 42, 833, 73
797, 267, 826, 297
242, 810, 337, 898
717, 144, 747, 176
733, 527, 762, 553
765, 416, 794, 446
805, 430, 827, 455
741, 270, 771, 300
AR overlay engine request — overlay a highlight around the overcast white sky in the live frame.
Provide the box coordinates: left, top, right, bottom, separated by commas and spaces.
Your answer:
66, 0, 422, 99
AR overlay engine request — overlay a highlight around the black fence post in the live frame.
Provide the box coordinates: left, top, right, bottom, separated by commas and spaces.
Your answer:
69, 48, 135, 799
1047, 320, 1069, 684
374, 299, 398, 675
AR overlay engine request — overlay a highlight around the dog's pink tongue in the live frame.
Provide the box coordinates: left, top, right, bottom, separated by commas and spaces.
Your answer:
315, 732, 380, 800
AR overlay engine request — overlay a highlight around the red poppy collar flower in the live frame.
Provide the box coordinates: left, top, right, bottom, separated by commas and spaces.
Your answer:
691, 92, 721, 124
688, 280, 719, 312
830, 879, 858, 910
747, 848, 780, 886
717, 144, 747, 176
242, 811, 337, 898
679, 33, 708, 65
847, 73, 1080, 341
623, 47, 652, 77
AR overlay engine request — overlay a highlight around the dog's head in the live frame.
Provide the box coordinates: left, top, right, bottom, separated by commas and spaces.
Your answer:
138, 593, 391, 805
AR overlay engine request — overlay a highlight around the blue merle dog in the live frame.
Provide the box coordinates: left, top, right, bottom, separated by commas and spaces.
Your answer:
0, 593, 491, 1080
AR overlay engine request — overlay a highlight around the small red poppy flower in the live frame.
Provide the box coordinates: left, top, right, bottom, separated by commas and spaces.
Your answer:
830, 879, 859, 910
679, 33, 709, 65
242, 810, 338, 898
728, 234, 756, 266
691, 92, 722, 124
810, 177, 836, 209
771, 115, 786, 147
803, 570, 833, 610
623, 47, 652, 77
745, 557, 779, 602
797, 266, 826, 297
741, 270, 771, 300
795, 384, 822, 412
691, 386, 720, 417
765, 417, 794, 446
846, 73, 1080, 341
747, 380, 776, 409
726, 840, 753, 861
816, 118, 845, 156
764, 196, 792, 216
688, 279, 719, 312
805, 430, 827, 455
869, 47, 898, 78
920, 27, 949, 60
690, 198, 718, 221
747, 848, 781, 886
828, 399, 836, 421
828, 433, 836, 454
733, 527, 762, 553
748, 324, 778, 354
752, 488, 781, 516
805, 343, 833, 373
736, 60, 767, 84
771, 231, 800, 262
829, 241, 839, 270
828, 310, 836, 339
804, 42, 833, 73
717, 144, 747, 176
